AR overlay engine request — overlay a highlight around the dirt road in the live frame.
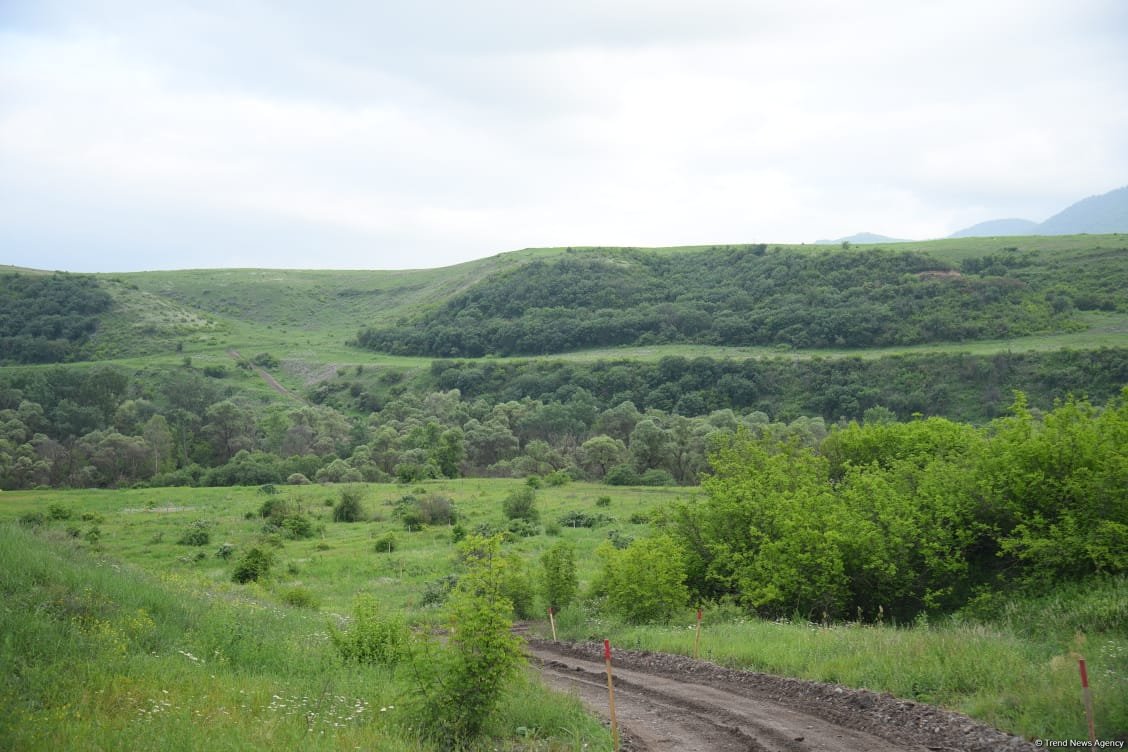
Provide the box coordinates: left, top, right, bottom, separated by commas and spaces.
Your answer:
527, 639, 1036, 752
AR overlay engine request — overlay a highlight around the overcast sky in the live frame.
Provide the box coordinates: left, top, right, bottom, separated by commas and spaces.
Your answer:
2, 1, 1126, 272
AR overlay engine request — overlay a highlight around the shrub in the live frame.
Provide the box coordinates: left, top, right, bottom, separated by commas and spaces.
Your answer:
450, 523, 467, 543
597, 535, 688, 624
280, 586, 319, 609
46, 503, 73, 520
604, 464, 640, 486
330, 594, 409, 666
18, 511, 45, 527
374, 533, 398, 553
232, 546, 272, 583
287, 473, 311, 485
177, 520, 211, 546
333, 489, 366, 522
540, 540, 578, 614
595, 495, 612, 507
215, 542, 235, 560
505, 518, 540, 538
280, 514, 315, 540
557, 510, 615, 529
420, 574, 459, 607
411, 536, 523, 745
502, 487, 538, 522
544, 470, 571, 487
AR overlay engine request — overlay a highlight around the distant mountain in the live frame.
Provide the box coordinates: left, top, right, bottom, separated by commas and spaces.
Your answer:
949, 218, 1039, 238
1038, 185, 1128, 235
950, 185, 1128, 238
814, 232, 908, 245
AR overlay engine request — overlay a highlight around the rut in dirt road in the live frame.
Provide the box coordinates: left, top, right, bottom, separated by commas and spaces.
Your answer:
526, 639, 1037, 752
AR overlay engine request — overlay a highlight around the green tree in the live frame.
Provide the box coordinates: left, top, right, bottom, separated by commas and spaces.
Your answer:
597, 535, 688, 623
540, 540, 578, 614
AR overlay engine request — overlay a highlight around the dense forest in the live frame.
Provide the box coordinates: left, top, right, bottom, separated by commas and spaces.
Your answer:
355, 245, 1124, 356
2, 347, 1125, 491
0, 273, 113, 364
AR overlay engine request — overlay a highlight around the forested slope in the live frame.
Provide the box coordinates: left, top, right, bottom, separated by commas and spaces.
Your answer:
357, 243, 1126, 356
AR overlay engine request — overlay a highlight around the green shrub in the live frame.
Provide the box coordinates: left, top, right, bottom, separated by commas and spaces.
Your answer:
421, 574, 459, 608
640, 468, 675, 486
374, 533, 398, 553
215, 542, 235, 560
541, 540, 578, 614
595, 495, 612, 507
280, 514, 314, 540
544, 470, 571, 487
502, 487, 538, 522
333, 489, 366, 522
46, 503, 73, 520
506, 518, 540, 538
280, 586, 319, 609
177, 520, 211, 546
330, 594, 408, 666
604, 464, 640, 486
232, 546, 272, 583
597, 535, 688, 624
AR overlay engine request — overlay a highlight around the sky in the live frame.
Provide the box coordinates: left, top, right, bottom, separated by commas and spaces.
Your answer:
2, 1, 1127, 273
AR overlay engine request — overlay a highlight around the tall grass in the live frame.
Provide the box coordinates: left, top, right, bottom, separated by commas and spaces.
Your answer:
0, 523, 612, 751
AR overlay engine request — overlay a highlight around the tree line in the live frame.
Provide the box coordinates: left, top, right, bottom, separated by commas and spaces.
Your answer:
2, 347, 1125, 490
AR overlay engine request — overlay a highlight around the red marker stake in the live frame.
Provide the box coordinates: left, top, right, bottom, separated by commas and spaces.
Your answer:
548, 607, 557, 642
1079, 659, 1097, 748
693, 608, 703, 659
604, 639, 619, 751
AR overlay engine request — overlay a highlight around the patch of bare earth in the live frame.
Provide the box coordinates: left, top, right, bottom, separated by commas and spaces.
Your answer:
527, 639, 1036, 752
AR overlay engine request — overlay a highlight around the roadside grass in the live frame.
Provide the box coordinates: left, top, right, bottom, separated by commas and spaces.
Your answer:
551, 578, 1128, 742
0, 521, 614, 751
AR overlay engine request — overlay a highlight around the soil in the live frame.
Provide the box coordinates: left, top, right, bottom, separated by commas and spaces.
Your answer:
526, 639, 1037, 752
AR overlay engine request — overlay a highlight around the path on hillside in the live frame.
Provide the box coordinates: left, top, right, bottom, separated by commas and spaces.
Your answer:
525, 639, 1036, 752
226, 350, 307, 404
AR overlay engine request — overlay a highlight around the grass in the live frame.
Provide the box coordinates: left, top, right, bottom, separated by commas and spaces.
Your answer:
0, 516, 615, 751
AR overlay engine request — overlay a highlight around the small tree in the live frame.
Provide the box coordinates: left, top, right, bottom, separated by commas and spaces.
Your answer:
540, 540, 578, 614
231, 546, 272, 583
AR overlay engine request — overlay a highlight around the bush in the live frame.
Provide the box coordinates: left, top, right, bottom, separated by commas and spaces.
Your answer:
333, 489, 366, 522
544, 470, 571, 487
595, 495, 612, 507
232, 546, 272, 583
541, 540, 578, 614
604, 464, 640, 486
177, 520, 211, 546
280, 514, 315, 540
216, 542, 235, 560
374, 533, 398, 553
280, 586, 319, 609
420, 574, 459, 608
597, 535, 688, 624
287, 473, 311, 485
557, 510, 615, 529
46, 503, 73, 520
505, 518, 541, 538
330, 594, 408, 666
502, 487, 539, 522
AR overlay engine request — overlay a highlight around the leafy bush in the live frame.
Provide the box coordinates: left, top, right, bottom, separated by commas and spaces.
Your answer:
177, 520, 211, 546
604, 464, 640, 486
595, 495, 612, 507
280, 586, 319, 609
286, 473, 311, 485
640, 468, 675, 486
540, 540, 578, 614
502, 486, 538, 522
596, 535, 689, 624
374, 533, 398, 553
333, 489, 366, 522
330, 594, 409, 666
215, 542, 235, 560
420, 574, 459, 608
544, 470, 571, 487
46, 503, 73, 520
231, 546, 272, 583
557, 510, 615, 529
280, 514, 315, 540
505, 518, 540, 538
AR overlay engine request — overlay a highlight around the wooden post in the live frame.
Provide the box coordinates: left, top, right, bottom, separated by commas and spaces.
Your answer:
604, 639, 619, 751
1079, 659, 1097, 748
548, 607, 557, 642
693, 607, 703, 659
